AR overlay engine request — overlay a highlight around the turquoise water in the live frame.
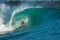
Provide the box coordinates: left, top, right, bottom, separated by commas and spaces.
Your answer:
12, 8, 60, 30
12, 8, 42, 29
0, 8, 60, 40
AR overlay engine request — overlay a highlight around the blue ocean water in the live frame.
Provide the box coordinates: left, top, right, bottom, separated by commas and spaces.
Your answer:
0, 1, 60, 40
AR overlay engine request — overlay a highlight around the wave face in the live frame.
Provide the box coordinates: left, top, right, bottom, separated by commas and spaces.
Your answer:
0, 7, 43, 34
0, 1, 60, 40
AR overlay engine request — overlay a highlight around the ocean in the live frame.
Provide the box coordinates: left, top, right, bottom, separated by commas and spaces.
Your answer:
0, 1, 60, 40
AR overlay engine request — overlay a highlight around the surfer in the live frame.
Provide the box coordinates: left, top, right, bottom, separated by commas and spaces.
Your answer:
20, 21, 25, 26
